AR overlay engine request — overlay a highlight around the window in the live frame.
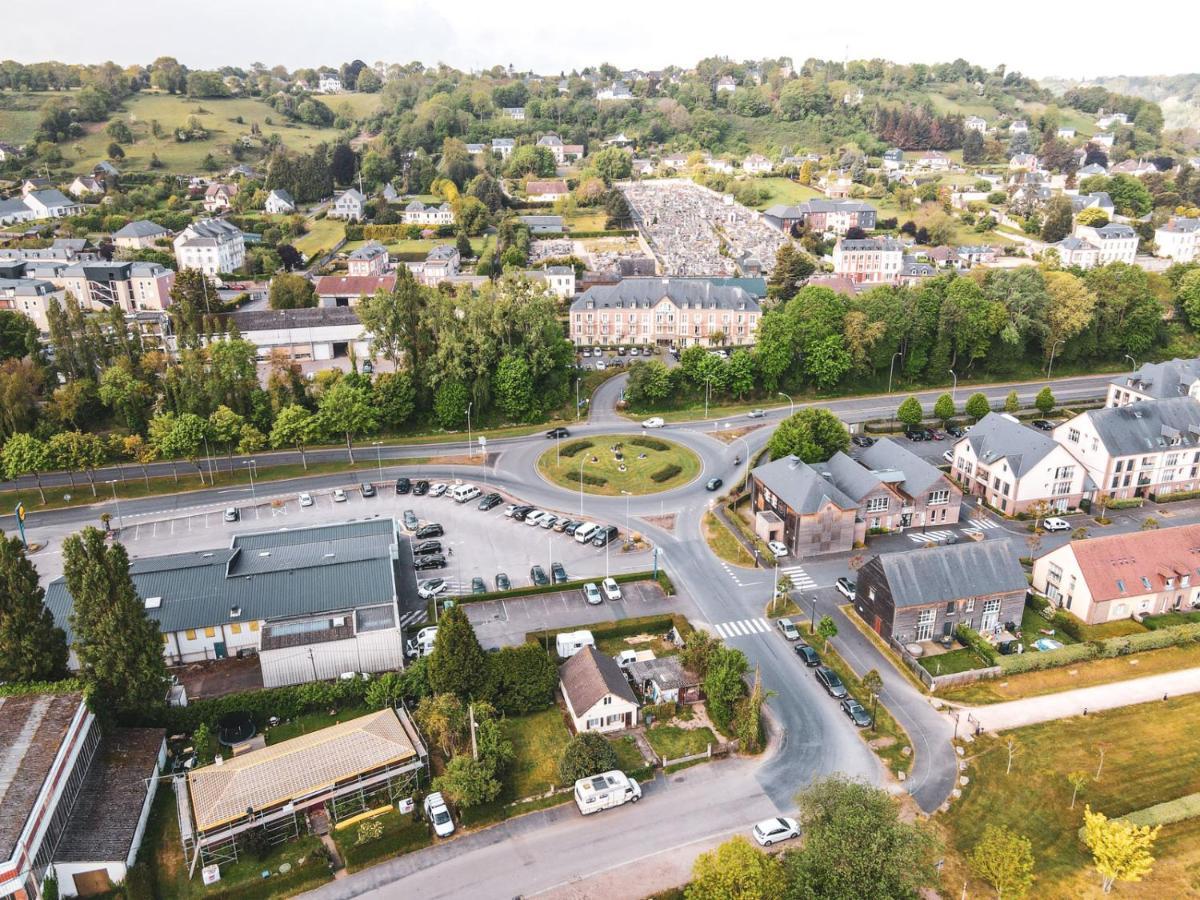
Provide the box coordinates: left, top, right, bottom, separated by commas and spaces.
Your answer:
868, 587, 876, 601
1053, 465, 1075, 480
866, 496, 889, 512
185, 629, 197, 640
915, 609, 936, 641
1053, 481, 1072, 496
928, 489, 950, 506
965, 598, 975, 613
1068, 428, 1080, 443
249, 621, 259, 631
602, 695, 612, 706
1047, 563, 1063, 585
230, 623, 242, 634
945, 602, 956, 615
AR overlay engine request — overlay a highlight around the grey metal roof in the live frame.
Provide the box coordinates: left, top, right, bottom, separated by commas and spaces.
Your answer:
27, 189, 75, 207
961, 413, 1059, 477
45, 519, 399, 640
571, 278, 760, 312
349, 241, 387, 259
859, 437, 945, 497
232, 305, 361, 331
752, 455, 858, 514
114, 219, 169, 238
874, 541, 1028, 608
838, 238, 904, 252
1083, 397, 1200, 456
1094, 223, 1135, 239
812, 452, 883, 502
1112, 358, 1200, 400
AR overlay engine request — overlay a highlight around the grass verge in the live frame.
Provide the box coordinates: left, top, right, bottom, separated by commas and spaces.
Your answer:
821, 642, 914, 775
537, 434, 701, 496
702, 511, 756, 566
331, 808, 432, 873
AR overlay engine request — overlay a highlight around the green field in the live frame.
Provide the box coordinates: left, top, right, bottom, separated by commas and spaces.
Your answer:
749, 177, 823, 210
537, 434, 702, 496
0, 90, 78, 146
294, 217, 346, 258
325, 92, 387, 120
502, 708, 574, 800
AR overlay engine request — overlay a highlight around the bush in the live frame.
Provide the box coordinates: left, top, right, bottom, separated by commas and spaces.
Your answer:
355, 819, 384, 845
630, 437, 669, 452
998, 621, 1200, 674
557, 732, 620, 784
1103, 498, 1144, 510
559, 440, 594, 457
650, 464, 683, 482
954, 624, 999, 666
1122, 792, 1200, 829
566, 470, 608, 486
1151, 489, 1200, 503
643, 701, 677, 722
489, 644, 558, 714
1051, 610, 1086, 641
1026, 593, 1051, 614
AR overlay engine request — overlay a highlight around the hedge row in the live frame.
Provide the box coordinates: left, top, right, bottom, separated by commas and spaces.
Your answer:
528, 613, 692, 646
0, 679, 83, 698
566, 470, 608, 486
1152, 489, 1200, 503
565, 229, 637, 239
998, 621, 1200, 674
630, 437, 670, 452
560, 440, 594, 457
954, 624, 999, 666
456, 570, 662, 605
650, 464, 683, 482
142, 678, 374, 734
1103, 498, 1144, 510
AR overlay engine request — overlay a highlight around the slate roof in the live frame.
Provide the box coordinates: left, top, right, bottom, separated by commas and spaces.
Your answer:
763, 199, 876, 218
752, 455, 858, 515
1081, 396, 1200, 456
1093, 223, 1135, 240
812, 452, 884, 502
838, 237, 904, 252
572, 278, 760, 312
1111, 358, 1200, 400
348, 241, 387, 260
267, 188, 294, 205
27, 188, 75, 208
559, 646, 638, 712
230, 306, 360, 331
114, 219, 169, 239
873, 541, 1028, 608
859, 437, 946, 497
176, 218, 243, 246
959, 413, 1060, 477
45, 519, 400, 640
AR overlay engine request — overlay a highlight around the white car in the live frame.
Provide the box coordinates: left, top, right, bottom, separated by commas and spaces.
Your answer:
424, 792, 455, 838
332, 488, 347, 503
942, 449, 954, 463
752, 816, 800, 847
768, 540, 789, 559
641, 416, 665, 428
525, 510, 547, 527
539, 514, 558, 529
430, 483, 448, 497
836, 577, 856, 601
298, 492, 314, 508
601, 577, 622, 601
584, 582, 603, 605
595, 361, 606, 370
504, 504, 519, 517
776, 618, 801, 641
1042, 517, 1070, 532
418, 578, 448, 599
747, 409, 766, 418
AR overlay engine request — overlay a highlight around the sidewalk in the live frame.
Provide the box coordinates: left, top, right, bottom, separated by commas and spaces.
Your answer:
964, 666, 1200, 732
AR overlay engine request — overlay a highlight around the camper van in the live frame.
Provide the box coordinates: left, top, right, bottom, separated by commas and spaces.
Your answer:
573, 522, 600, 544
450, 484, 481, 503
405, 626, 438, 659
574, 770, 642, 815
555, 629, 595, 658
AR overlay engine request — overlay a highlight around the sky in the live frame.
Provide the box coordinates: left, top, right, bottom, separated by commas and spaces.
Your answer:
6, 0, 1195, 80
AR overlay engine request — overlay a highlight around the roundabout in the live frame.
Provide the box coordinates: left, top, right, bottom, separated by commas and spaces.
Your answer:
536, 433, 703, 495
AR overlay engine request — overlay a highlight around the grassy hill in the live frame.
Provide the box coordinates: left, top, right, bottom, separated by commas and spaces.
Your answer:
0, 90, 77, 147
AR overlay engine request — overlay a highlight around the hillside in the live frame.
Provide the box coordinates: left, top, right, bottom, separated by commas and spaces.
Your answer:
1043, 74, 1200, 130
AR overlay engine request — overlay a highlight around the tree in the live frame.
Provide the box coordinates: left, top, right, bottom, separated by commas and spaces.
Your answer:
1035, 386, 1055, 415
357, 268, 430, 370
624, 359, 672, 406
704, 646, 749, 733
374, 371, 415, 430
1004, 390, 1020, 413
768, 244, 816, 301
766, 409, 850, 462
433, 753, 502, 807
415, 692, 468, 757
106, 142, 124, 160
1178, 269, 1200, 329
1076, 206, 1109, 228
896, 395, 923, 428
268, 272, 316, 309
803, 334, 852, 389
493, 353, 534, 419
968, 824, 1035, 899
1083, 805, 1160, 893
933, 392, 955, 425
862, 668, 883, 728
966, 392, 991, 421
686, 836, 787, 900
489, 644, 557, 714
207, 405, 245, 472
1068, 770, 1090, 810
64, 527, 168, 720
2, 433, 50, 504
99, 363, 152, 433
591, 147, 632, 184
1040, 195, 1074, 243
816, 615, 838, 651
0, 532, 68, 683
0, 310, 39, 361
427, 605, 490, 700
433, 380, 470, 431
48, 431, 107, 497
269, 404, 317, 470
557, 731, 620, 784
317, 379, 378, 463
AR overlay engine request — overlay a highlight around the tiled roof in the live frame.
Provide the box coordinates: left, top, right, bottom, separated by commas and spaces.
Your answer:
314, 273, 397, 296
559, 646, 638, 712
1059, 523, 1200, 603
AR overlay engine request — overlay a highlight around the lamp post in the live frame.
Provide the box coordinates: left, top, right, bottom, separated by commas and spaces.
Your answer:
777, 392, 794, 416
621, 489, 632, 534
1125, 354, 1137, 371
704, 376, 713, 420
575, 377, 581, 421
202, 435, 216, 485
809, 594, 818, 635
243, 459, 258, 504
888, 351, 903, 393
465, 402, 473, 459
1046, 339, 1065, 381
108, 480, 122, 530
948, 369, 957, 403
771, 556, 780, 616
372, 441, 384, 486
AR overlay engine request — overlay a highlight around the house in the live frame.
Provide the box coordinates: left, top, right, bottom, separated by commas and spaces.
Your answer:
882, 148, 905, 171
381, 182, 401, 203
0, 197, 36, 226
715, 75, 737, 93
1097, 112, 1128, 130
173, 218, 245, 275
1009, 153, 1040, 171
526, 179, 569, 203
1057, 127, 1078, 140
625, 656, 702, 705
763, 200, 877, 235
1032, 523, 1200, 625
463, 143, 486, 155
537, 133, 566, 163
68, 175, 104, 198
46, 519, 409, 684
1009, 119, 1029, 135
833, 237, 904, 285
853, 542, 1029, 643
227, 163, 261, 181
1077, 163, 1108, 178
502, 106, 526, 120
632, 158, 654, 176
265, 188, 295, 215
1109, 158, 1158, 177
314, 272, 396, 307
57, 261, 175, 313
742, 153, 773, 175
951, 412, 1090, 514
1074, 222, 1137, 265
843, 88, 864, 106
492, 138, 515, 159
559, 646, 640, 733
916, 151, 950, 171
11, 189, 84, 222
0, 141, 20, 162
1154, 217, 1199, 263
21, 177, 51, 195
113, 220, 170, 250
661, 153, 690, 170
407, 244, 462, 285
958, 245, 998, 266
965, 116, 988, 133
202, 182, 238, 212
229, 306, 370, 364
524, 265, 575, 299
1070, 191, 1116, 219
606, 132, 633, 147
596, 81, 633, 101
329, 188, 366, 221
402, 199, 455, 226
316, 73, 342, 93
570, 278, 761, 348
803, 274, 858, 298
0, 274, 66, 331
749, 455, 862, 557
518, 214, 564, 234
1106, 357, 1200, 407
1048, 236, 1100, 269
347, 241, 389, 276
1055, 396, 1200, 502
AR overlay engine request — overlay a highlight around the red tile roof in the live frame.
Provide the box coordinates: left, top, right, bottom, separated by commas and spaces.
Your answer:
1066, 523, 1200, 602
314, 274, 396, 297
526, 180, 568, 195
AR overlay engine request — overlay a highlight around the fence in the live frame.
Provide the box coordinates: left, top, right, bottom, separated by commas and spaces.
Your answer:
887, 635, 1001, 692
660, 739, 739, 769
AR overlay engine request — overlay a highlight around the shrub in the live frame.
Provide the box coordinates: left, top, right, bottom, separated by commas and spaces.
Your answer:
1051, 610, 1086, 641
1122, 792, 1200, 829
643, 701, 676, 722
355, 819, 384, 845
1151, 489, 1200, 504
954, 624, 999, 666
1103, 498, 1144, 510
650, 464, 683, 482
565, 470, 608, 486
1026, 593, 1051, 614
557, 732, 620, 784
630, 437, 669, 452
998, 622, 1200, 674
559, 440, 594, 457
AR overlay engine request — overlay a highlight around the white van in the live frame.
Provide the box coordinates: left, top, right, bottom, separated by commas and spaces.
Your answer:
555, 629, 595, 658
574, 522, 599, 544
405, 626, 438, 659
574, 771, 642, 815
450, 484, 481, 503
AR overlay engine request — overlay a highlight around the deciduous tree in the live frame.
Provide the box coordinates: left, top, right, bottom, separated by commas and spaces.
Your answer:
557, 731, 620, 784
1083, 805, 1160, 894
686, 836, 786, 900
968, 824, 1035, 899
317, 379, 379, 463
767, 409, 850, 462
965, 392, 991, 421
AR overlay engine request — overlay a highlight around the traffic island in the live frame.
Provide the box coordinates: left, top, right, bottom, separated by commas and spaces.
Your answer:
537, 434, 701, 495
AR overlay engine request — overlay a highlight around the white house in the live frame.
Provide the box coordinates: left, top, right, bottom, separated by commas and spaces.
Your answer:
715, 75, 737, 93
1096, 112, 1129, 130
1048, 236, 1100, 269
68, 176, 104, 198
742, 153, 773, 174
1075, 222, 1137, 265
965, 116, 988, 133
317, 73, 343, 93
203, 182, 238, 212
1092, 132, 1116, 148
525, 179, 569, 203
559, 646, 640, 733
833, 237, 904, 285
524, 265, 576, 299
502, 106, 526, 121
597, 81, 633, 101
113, 220, 171, 250
1155, 217, 1200, 263
173, 218, 246, 275
492, 138, 515, 159
882, 148, 905, 171
3, 189, 85, 222
347, 241, 389, 276
1009, 119, 1029, 135
403, 200, 455, 226
330, 188, 366, 221
1057, 127, 1078, 139
265, 188, 295, 215
916, 151, 950, 171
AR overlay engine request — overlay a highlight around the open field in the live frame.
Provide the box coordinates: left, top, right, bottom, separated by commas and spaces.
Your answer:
537, 434, 702, 496
748, 177, 823, 210
294, 217, 346, 258
325, 92, 387, 120
0, 90, 79, 146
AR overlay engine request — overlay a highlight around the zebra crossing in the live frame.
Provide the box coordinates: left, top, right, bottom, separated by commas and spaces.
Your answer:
779, 564, 816, 590
963, 517, 1002, 534
713, 617, 771, 639
398, 609, 427, 631
905, 518, 1002, 542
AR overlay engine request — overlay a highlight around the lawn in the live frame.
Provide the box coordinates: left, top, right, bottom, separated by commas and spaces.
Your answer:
342, 236, 491, 260
264, 706, 369, 745
331, 807, 431, 873
325, 92, 387, 120
942, 694, 1200, 898
1021, 605, 1076, 644
294, 217, 346, 259
917, 647, 989, 676
562, 208, 608, 231
1144, 610, 1200, 630
0, 90, 77, 146
702, 511, 756, 566
502, 708, 574, 800
748, 177, 823, 210
609, 733, 648, 773
645, 724, 717, 761
537, 433, 701, 496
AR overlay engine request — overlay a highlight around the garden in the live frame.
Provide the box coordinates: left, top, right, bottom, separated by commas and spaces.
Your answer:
536, 434, 702, 496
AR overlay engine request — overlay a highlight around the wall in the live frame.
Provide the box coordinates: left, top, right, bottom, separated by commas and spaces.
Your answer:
259, 629, 404, 688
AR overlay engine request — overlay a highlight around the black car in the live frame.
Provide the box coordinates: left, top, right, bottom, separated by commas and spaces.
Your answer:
794, 643, 821, 667
815, 666, 848, 699
413, 540, 442, 556
551, 561, 568, 584
591, 525, 619, 547
495, 572, 511, 591
546, 427, 571, 439
564, 520, 582, 536
413, 554, 446, 571
415, 523, 444, 539
706, 477, 723, 491
851, 435, 876, 448
511, 505, 535, 521
471, 576, 487, 594
1032, 419, 1054, 431
478, 492, 503, 510
395, 477, 412, 494
841, 698, 872, 727
530, 565, 550, 586
904, 428, 930, 442
413, 480, 430, 496
946, 425, 966, 438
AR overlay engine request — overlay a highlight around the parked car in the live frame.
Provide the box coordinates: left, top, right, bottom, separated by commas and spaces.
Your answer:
511, 505, 535, 521
752, 817, 801, 847
836, 577, 856, 600
592, 525, 619, 547
927, 429, 944, 441
553, 517, 574, 533
747, 409, 766, 418
413, 480, 430, 496
332, 488, 347, 502
360, 482, 376, 497
776, 618, 801, 641
403, 510, 418, 531
595, 361, 606, 370
530, 565, 550, 586
546, 427, 571, 439
564, 520, 583, 536
841, 698, 872, 727
601, 577, 622, 601
768, 540, 789, 558
539, 514, 558, 529
851, 435, 875, 448
495, 572, 511, 591
413, 540, 442, 556
794, 642, 821, 667
417, 578, 447, 600
1042, 517, 1070, 532
471, 577, 487, 595
450, 484, 481, 503
946, 425, 966, 438
629, 347, 639, 356
641, 416, 665, 428
504, 504, 519, 517
298, 492, 314, 508
424, 792, 455, 838
413, 554, 446, 571
552, 561, 568, 584
395, 477, 411, 494
1032, 419, 1055, 431
429, 482, 449, 497
415, 523, 444, 539
706, 477, 723, 491
478, 493, 502, 511
584, 582, 603, 605
942, 449, 954, 463
581, 348, 591, 358
904, 428, 930, 442
525, 510, 547, 527
223, 507, 239, 522
815, 666, 848, 699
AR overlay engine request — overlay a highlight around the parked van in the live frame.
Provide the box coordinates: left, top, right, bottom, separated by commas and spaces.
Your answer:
405, 626, 438, 659
555, 629, 595, 658
574, 522, 600, 544
574, 770, 642, 815
591, 525, 619, 547
450, 484, 481, 503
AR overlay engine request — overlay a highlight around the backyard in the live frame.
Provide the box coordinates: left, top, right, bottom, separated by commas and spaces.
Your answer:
294, 217, 346, 259
645, 723, 718, 762
330, 807, 431, 873
537, 434, 702, 496
502, 707, 574, 801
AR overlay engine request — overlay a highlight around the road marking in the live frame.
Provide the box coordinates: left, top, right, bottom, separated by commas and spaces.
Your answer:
713, 617, 770, 638
398, 610, 426, 630
967, 517, 1000, 530
909, 529, 955, 543
779, 565, 816, 590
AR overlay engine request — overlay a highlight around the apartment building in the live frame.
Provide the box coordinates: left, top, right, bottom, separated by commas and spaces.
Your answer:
402, 200, 455, 227
1074, 222, 1138, 265
1155, 217, 1199, 263
832, 237, 904, 285
173, 218, 246, 275
1106, 358, 1200, 407
57, 261, 175, 314
346, 241, 389, 276
763, 199, 877, 235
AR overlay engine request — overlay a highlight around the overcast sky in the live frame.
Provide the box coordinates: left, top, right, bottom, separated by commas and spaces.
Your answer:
6, 0, 1191, 80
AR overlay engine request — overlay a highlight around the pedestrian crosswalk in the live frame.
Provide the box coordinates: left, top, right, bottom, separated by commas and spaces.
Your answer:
779, 565, 816, 590
398, 609, 427, 631
963, 517, 1001, 534
908, 529, 957, 543
713, 617, 771, 639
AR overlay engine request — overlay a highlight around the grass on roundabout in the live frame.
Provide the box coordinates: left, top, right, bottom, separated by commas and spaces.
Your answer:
537, 433, 702, 495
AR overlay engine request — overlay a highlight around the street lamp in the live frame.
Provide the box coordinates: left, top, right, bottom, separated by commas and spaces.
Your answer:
888, 351, 903, 393
948, 369, 957, 403
777, 392, 794, 416
1124, 354, 1137, 371
465, 402, 473, 459
108, 480, 122, 530
202, 434, 216, 485
372, 441, 384, 486
243, 459, 258, 504
575, 377, 582, 421
704, 376, 713, 420
809, 594, 818, 635
621, 489, 632, 533
1046, 339, 1065, 380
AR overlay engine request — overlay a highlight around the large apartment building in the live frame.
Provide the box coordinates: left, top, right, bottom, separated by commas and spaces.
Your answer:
173, 218, 246, 275
762, 199, 877, 235
832, 237, 904, 285
569, 278, 760, 347
1155, 216, 1199, 263
57, 261, 175, 314
1106, 358, 1200, 407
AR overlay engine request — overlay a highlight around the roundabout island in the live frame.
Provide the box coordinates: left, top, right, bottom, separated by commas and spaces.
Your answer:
536, 433, 702, 495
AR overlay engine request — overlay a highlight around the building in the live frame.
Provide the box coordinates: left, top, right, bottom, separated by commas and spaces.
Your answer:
519, 215, 564, 234
113, 220, 170, 250
965, 116, 987, 133
1092, 132, 1116, 148
1077, 163, 1108, 178
1048, 236, 1100, 269
330, 189, 366, 222
1057, 127, 1078, 139
882, 148, 904, 171
742, 154, 772, 174
45, 519, 409, 686
596, 81, 633, 101
0, 275, 66, 331
1155, 217, 1199, 263
173, 219, 246, 275
853, 542, 1029, 643
68, 176, 103, 198
715, 75, 737, 93
229, 306, 370, 364
1032, 523, 1200, 625
833, 238, 904, 285
202, 183, 238, 213
1110, 158, 1158, 177
1009, 119, 1029, 135
625, 657, 702, 705
525, 180, 569, 203
559, 646, 640, 733
853, 437, 962, 529
316, 73, 342, 93
346, 241, 389, 276
1009, 153, 1040, 171
524, 265, 576, 299
0, 189, 83, 225
402, 200, 454, 227
264, 189, 295, 215
502, 106, 526, 120
1106, 358, 1200, 407
314, 273, 396, 307
749, 455, 861, 557
1074, 222, 1137, 265
492, 138, 515, 159
951, 412, 1090, 514
1055, 397, 1200, 502
57, 261, 175, 314
409, 244, 461, 285
916, 151, 950, 170
569, 278, 761, 348
762, 200, 877, 235
1097, 112, 1128, 129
